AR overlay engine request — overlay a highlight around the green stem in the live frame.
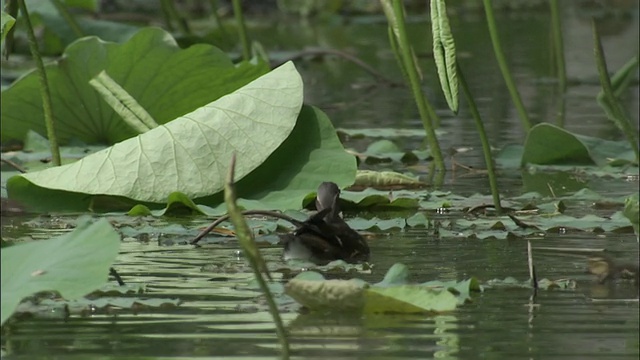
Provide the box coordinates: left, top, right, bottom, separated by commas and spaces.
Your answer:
232, 0, 251, 61
592, 20, 639, 164
159, 0, 175, 32
208, 0, 230, 39
457, 63, 502, 213
224, 154, 289, 358
18, 0, 61, 166
50, 0, 84, 38
387, 0, 445, 172
160, 0, 191, 35
482, 0, 532, 131
425, 96, 441, 129
550, 0, 566, 127
432, 165, 445, 187
554, 91, 566, 129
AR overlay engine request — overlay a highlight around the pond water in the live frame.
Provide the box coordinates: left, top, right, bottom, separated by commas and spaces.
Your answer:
2, 3, 639, 359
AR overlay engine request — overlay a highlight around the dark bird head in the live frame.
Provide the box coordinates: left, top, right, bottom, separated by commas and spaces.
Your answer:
315, 182, 341, 221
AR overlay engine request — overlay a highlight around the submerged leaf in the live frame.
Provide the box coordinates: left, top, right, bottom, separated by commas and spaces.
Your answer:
285, 279, 366, 311
365, 285, 458, 313
15, 297, 181, 320
285, 263, 472, 314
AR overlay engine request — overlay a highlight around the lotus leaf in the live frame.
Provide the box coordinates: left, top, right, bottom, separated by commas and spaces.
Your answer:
7, 61, 303, 204
1, 219, 120, 325
1, 27, 269, 144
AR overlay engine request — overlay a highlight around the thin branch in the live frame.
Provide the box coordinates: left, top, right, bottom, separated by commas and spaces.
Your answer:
507, 213, 536, 229
1, 158, 27, 173
191, 210, 307, 245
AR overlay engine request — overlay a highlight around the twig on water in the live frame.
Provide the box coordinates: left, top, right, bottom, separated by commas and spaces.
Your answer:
191, 210, 307, 245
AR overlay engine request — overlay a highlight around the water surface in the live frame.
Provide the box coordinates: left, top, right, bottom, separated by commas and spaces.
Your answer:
2, 3, 639, 359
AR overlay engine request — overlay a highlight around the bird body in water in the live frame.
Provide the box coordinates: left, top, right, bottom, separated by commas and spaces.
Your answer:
281, 182, 370, 264
586, 256, 639, 285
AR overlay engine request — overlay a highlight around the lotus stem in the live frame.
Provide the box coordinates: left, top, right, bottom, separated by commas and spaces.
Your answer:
457, 63, 502, 213
208, 0, 230, 39
482, 0, 532, 131
381, 0, 445, 172
224, 154, 290, 357
550, 0, 566, 127
160, 0, 191, 35
592, 20, 640, 164
232, 0, 251, 61
17, 0, 61, 166
50, 0, 84, 38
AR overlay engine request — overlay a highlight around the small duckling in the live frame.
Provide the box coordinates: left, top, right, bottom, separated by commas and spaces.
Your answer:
281, 182, 370, 264
586, 256, 639, 285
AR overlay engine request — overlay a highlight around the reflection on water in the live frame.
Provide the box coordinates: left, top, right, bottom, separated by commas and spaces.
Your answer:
2, 225, 638, 359
2, 3, 639, 359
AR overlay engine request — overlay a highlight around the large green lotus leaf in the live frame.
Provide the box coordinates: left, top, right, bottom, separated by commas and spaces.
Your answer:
24, 0, 138, 55
522, 123, 594, 166
199, 105, 358, 213
574, 133, 635, 165
7, 62, 303, 204
1, 218, 120, 325
515, 123, 635, 167
1, 27, 269, 144
4, 106, 356, 213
